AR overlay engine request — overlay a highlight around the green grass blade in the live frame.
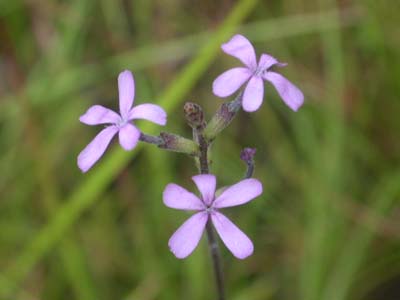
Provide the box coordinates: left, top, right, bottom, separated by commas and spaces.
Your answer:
322, 170, 400, 300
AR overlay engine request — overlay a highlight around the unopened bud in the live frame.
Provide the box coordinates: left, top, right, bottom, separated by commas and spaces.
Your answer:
203, 104, 238, 142
203, 92, 242, 142
184, 102, 206, 130
240, 148, 256, 163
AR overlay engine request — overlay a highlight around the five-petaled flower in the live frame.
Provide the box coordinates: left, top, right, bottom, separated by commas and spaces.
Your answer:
78, 70, 167, 172
163, 174, 263, 259
213, 34, 304, 112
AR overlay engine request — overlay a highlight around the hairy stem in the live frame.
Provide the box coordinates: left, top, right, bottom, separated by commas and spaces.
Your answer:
205, 222, 225, 300
244, 162, 254, 179
197, 129, 225, 300
198, 135, 209, 174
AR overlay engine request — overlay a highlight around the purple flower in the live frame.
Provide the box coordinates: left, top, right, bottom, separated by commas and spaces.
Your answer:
163, 174, 263, 259
78, 70, 167, 172
213, 34, 304, 112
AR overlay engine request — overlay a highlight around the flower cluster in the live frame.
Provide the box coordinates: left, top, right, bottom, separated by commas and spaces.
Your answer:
78, 34, 303, 262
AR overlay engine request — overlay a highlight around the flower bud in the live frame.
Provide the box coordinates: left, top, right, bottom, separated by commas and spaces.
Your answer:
240, 148, 256, 163
203, 99, 241, 142
184, 102, 206, 130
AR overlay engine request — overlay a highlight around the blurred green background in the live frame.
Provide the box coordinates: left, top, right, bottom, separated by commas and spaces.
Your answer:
1, 0, 399, 299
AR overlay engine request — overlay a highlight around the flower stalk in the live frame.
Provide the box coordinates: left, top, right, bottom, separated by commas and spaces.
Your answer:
205, 222, 225, 300
200, 162, 226, 300
240, 147, 256, 179
183, 100, 226, 300
196, 113, 225, 300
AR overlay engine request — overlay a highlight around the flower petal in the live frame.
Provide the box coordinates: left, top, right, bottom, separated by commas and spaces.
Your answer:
118, 70, 135, 119
212, 67, 251, 98
128, 103, 167, 125
168, 212, 208, 259
211, 212, 253, 259
118, 123, 140, 150
258, 53, 285, 71
77, 126, 119, 172
192, 174, 216, 206
263, 71, 304, 111
242, 76, 264, 112
213, 178, 262, 208
79, 105, 121, 125
163, 183, 205, 210
221, 34, 257, 69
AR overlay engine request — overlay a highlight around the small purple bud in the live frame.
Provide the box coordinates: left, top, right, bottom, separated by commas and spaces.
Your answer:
240, 148, 256, 163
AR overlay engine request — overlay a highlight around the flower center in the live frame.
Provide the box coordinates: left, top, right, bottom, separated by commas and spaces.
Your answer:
253, 65, 267, 77
205, 206, 215, 214
117, 118, 128, 128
